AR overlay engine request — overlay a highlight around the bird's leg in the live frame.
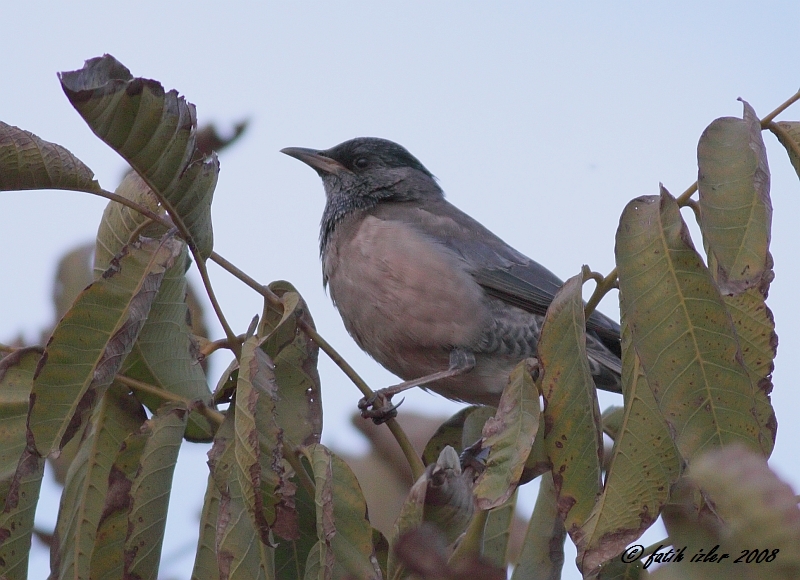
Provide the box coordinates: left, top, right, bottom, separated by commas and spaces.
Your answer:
359, 349, 476, 424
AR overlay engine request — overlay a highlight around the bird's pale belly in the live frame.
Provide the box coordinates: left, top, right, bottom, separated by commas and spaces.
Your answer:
324, 215, 511, 403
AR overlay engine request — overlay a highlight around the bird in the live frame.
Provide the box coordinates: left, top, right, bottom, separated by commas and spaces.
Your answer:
281, 137, 622, 422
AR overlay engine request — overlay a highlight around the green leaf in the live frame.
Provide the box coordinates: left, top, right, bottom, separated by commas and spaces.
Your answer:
421, 446, 474, 545
596, 558, 647, 579
90, 404, 150, 579
769, 120, 800, 182
387, 468, 427, 580
210, 407, 272, 579
576, 321, 681, 574
510, 472, 565, 580
0, 121, 100, 192
29, 232, 183, 457
474, 360, 540, 510
52, 243, 95, 324
688, 445, 800, 577
235, 334, 298, 544
537, 273, 603, 534
0, 349, 46, 580
388, 446, 474, 579
421, 405, 487, 466
60, 54, 217, 258
260, 282, 322, 449
303, 445, 377, 580
123, 403, 188, 579
0, 448, 45, 580
697, 100, 772, 293
482, 489, 517, 569
274, 462, 318, 580
96, 172, 214, 442
51, 384, 147, 580
218, 467, 274, 580
191, 474, 222, 580
723, 286, 777, 455
615, 189, 768, 459
600, 406, 624, 441
0, 348, 40, 502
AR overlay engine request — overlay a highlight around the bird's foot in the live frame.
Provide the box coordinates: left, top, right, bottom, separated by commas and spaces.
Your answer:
358, 391, 404, 424
358, 349, 476, 425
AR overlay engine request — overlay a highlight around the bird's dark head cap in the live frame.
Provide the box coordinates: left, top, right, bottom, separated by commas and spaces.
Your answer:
282, 137, 442, 257
281, 137, 433, 179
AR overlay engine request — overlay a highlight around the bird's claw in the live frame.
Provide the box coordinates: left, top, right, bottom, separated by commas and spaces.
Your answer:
358, 391, 404, 425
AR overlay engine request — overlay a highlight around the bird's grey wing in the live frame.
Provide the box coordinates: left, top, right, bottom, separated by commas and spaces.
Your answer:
373, 198, 622, 356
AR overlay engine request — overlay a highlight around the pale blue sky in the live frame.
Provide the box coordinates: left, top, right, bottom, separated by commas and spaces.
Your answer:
3, 2, 800, 578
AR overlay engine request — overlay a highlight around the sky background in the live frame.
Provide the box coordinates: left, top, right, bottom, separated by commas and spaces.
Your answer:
3, 2, 800, 578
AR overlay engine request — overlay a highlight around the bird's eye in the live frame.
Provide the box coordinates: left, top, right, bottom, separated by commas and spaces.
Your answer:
353, 157, 369, 169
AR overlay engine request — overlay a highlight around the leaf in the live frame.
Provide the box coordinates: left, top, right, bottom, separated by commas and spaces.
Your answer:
595, 558, 647, 579
769, 120, 800, 182
123, 403, 188, 579
50, 384, 147, 580
303, 445, 377, 580
260, 281, 322, 449
482, 490, 517, 569
29, 232, 183, 457
60, 54, 217, 258
0, 348, 40, 502
576, 321, 681, 574
274, 461, 318, 580
421, 446, 474, 545
387, 467, 427, 580
474, 360, 540, 510
421, 405, 488, 466
0, 351, 46, 579
0, 447, 45, 580
52, 243, 95, 324
387, 446, 474, 579
687, 445, 800, 578
722, 286, 777, 455
191, 474, 222, 580
510, 472, 565, 580
537, 274, 603, 534
235, 334, 297, 544
0, 121, 100, 192
600, 406, 624, 441
89, 404, 150, 579
615, 189, 768, 459
96, 172, 214, 442
211, 408, 271, 580
195, 120, 249, 156
697, 100, 771, 293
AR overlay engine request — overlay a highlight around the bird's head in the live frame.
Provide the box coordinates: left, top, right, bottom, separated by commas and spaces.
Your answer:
282, 137, 443, 254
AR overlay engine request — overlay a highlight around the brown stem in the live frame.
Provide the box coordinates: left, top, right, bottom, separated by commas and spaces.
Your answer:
584, 268, 618, 319
759, 88, 800, 126
115, 374, 225, 426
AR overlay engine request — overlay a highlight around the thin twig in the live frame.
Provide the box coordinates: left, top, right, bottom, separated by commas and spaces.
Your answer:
283, 446, 317, 499
200, 335, 246, 358
94, 186, 239, 355
584, 268, 618, 320
759, 88, 800, 126
208, 251, 425, 479
676, 181, 698, 206
115, 374, 225, 426
675, 89, 800, 207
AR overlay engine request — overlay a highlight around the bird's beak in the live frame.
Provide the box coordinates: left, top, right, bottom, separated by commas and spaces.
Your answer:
280, 146, 349, 176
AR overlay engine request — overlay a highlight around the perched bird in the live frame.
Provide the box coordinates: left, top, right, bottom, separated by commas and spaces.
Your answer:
282, 138, 621, 421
